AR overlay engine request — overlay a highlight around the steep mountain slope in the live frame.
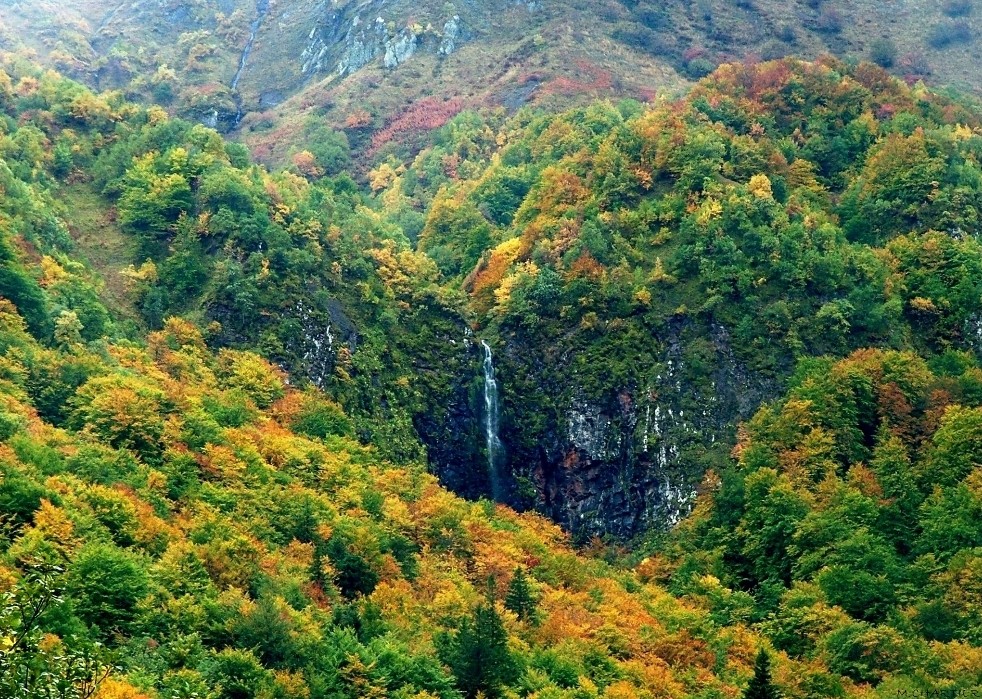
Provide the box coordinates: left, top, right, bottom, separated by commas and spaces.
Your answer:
661, 348, 982, 685
5, 49, 982, 541
367, 57, 982, 536
0, 0, 684, 154
2, 306, 744, 699
0, 49, 981, 699
2, 311, 979, 699
6, 0, 982, 166
0, 56, 493, 498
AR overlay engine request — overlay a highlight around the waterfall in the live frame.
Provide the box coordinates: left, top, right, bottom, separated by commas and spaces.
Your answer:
229, 0, 270, 127
232, 0, 269, 91
481, 341, 504, 501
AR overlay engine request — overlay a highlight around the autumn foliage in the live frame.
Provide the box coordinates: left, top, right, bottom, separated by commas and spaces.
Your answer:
369, 97, 467, 155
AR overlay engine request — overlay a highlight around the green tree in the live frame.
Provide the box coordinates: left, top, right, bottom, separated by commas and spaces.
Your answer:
52, 141, 74, 179
868, 38, 897, 68
438, 587, 518, 699
504, 567, 538, 624
743, 648, 780, 699
65, 544, 148, 636
202, 649, 272, 699
232, 596, 297, 669
291, 393, 354, 439
68, 375, 168, 460
0, 236, 51, 340
0, 566, 114, 699
117, 154, 193, 246
54, 310, 83, 348
323, 533, 379, 599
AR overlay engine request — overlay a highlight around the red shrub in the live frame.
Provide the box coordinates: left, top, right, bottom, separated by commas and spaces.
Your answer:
368, 97, 466, 154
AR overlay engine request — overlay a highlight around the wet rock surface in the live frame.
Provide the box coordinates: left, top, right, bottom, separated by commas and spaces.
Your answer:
479, 320, 780, 539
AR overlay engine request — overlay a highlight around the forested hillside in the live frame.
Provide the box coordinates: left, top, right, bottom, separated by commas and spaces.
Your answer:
4, 313, 980, 699
661, 349, 982, 686
0, 56, 493, 493
374, 57, 982, 535
7, 52, 982, 538
5, 0, 982, 168
0, 305, 777, 699
0, 37, 981, 699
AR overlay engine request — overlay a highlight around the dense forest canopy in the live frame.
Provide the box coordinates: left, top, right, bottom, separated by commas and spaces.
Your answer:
0, 40, 980, 699
363, 56, 982, 534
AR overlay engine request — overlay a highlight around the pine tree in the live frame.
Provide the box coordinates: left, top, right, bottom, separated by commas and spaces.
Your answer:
504, 567, 538, 623
744, 648, 780, 699
438, 583, 518, 699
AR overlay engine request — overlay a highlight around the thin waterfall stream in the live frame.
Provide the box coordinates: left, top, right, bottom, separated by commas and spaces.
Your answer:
481, 341, 504, 501
230, 0, 270, 126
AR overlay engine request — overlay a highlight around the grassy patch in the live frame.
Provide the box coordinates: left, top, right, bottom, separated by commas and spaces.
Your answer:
59, 182, 142, 328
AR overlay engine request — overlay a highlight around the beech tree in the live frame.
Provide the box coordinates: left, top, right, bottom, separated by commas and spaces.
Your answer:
0, 567, 114, 699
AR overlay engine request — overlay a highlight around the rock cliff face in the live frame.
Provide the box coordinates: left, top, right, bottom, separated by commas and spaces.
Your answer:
277, 282, 771, 542
298, 0, 496, 78
274, 295, 783, 540
283, 292, 491, 501
414, 334, 490, 502
164, 231, 772, 540
485, 321, 780, 539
